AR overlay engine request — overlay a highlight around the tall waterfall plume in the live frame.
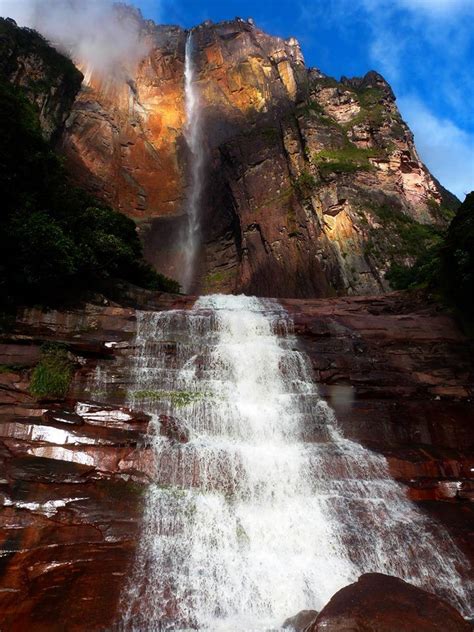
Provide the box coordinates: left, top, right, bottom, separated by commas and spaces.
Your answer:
120, 295, 472, 631
181, 31, 205, 293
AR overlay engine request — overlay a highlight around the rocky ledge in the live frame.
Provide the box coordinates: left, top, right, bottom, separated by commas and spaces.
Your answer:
0, 290, 472, 629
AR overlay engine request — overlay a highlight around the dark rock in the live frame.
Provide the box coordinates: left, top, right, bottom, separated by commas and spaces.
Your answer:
283, 609, 319, 631
159, 414, 190, 443
309, 573, 471, 632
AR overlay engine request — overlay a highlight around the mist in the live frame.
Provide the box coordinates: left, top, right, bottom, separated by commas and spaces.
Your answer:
0, 0, 153, 78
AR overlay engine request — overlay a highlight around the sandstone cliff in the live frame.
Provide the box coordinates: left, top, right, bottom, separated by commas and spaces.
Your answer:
57, 13, 458, 296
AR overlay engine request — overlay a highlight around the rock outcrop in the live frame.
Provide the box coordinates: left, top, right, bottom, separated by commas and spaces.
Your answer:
307, 573, 472, 632
55, 13, 458, 296
283, 609, 319, 631
0, 12, 460, 296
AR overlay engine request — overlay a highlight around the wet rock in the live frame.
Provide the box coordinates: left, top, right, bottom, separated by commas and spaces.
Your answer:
308, 573, 472, 631
283, 609, 319, 631
159, 414, 190, 443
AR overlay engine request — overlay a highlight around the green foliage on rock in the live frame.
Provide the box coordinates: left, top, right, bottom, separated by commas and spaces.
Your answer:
294, 170, 317, 194
0, 17, 79, 89
361, 202, 442, 292
0, 79, 180, 306
383, 192, 474, 325
132, 390, 209, 407
441, 192, 474, 319
313, 146, 380, 177
30, 344, 74, 399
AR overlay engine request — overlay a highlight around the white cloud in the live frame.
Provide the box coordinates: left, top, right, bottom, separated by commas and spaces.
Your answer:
0, 0, 155, 79
395, 0, 474, 16
398, 96, 474, 198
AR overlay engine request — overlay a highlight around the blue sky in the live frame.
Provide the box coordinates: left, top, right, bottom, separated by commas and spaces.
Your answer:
136, 0, 474, 199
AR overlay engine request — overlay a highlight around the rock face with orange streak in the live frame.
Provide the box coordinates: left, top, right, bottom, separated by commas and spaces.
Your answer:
60, 22, 187, 221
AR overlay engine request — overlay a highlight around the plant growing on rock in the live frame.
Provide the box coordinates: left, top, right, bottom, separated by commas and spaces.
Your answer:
30, 344, 75, 399
294, 170, 316, 195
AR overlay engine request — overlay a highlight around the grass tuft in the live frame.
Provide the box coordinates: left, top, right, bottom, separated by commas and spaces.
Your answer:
29, 344, 74, 399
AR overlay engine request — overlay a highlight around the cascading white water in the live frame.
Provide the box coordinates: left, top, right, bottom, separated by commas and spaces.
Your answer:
181, 32, 204, 294
120, 295, 472, 631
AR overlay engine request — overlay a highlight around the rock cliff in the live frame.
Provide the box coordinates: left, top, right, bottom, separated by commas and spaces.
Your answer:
58, 13, 458, 296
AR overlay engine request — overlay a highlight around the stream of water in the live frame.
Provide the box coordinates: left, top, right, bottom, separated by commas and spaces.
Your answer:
119, 295, 472, 631
180, 31, 204, 294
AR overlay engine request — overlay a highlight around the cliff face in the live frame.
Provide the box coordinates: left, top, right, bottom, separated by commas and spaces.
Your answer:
58, 15, 458, 296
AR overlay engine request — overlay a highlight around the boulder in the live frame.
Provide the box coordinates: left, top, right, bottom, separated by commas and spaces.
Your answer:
283, 609, 319, 631
309, 573, 472, 632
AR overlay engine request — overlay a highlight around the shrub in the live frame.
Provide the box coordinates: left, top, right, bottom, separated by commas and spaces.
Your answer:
383, 192, 474, 326
30, 344, 74, 399
441, 191, 474, 319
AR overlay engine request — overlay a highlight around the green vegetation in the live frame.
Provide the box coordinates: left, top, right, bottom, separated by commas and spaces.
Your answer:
294, 170, 316, 194
311, 76, 339, 89
30, 344, 74, 399
0, 78, 180, 306
0, 363, 28, 373
132, 390, 209, 407
313, 146, 380, 177
442, 192, 474, 320
298, 100, 325, 117
426, 197, 456, 223
0, 17, 80, 93
354, 86, 385, 109
203, 268, 235, 291
386, 192, 474, 326
340, 85, 386, 130
363, 203, 442, 275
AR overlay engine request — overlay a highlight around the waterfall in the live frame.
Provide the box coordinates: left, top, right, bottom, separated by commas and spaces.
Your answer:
120, 295, 472, 631
181, 32, 204, 294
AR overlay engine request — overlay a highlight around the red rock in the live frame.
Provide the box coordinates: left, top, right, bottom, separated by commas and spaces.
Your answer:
159, 414, 189, 443
309, 573, 472, 632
